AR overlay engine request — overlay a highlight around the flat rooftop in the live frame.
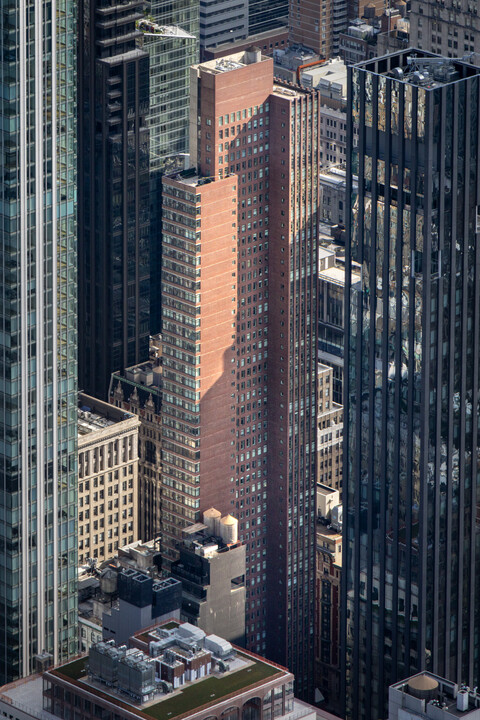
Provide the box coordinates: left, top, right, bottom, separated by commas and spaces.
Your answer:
303, 58, 347, 95
318, 266, 347, 285
0, 668, 339, 720
0, 676, 59, 720
316, 524, 342, 542
272, 83, 302, 99
164, 169, 217, 188
204, 25, 287, 54
48, 650, 286, 720
391, 672, 480, 717
124, 360, 162, 388
358, 48, 480, 87
78, 393, 134, 436
197, 49, 270, 75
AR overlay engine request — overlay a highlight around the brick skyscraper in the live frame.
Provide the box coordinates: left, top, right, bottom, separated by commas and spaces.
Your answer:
161, 50, 319, 698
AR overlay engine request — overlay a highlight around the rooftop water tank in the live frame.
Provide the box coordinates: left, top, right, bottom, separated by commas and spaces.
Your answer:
407, 674, 439, 702
219, 515, 238, 544
203, 508, 221, 534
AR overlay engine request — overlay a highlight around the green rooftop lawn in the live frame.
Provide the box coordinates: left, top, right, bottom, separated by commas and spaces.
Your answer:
57, 657, 88, 680
145, 657, 281, 720
55, 653, 281, 720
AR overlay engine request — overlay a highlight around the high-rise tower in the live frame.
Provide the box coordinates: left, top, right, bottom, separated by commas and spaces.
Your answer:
139, 0, 199, 336
78, 0, 151, 399
410, 0, 480, 58
160, 49, 319, 698
343, 50, 480, 719
0, 0, 78, 682
248, 0, 289, 35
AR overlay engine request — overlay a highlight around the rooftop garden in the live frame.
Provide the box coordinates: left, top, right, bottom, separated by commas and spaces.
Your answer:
53, 652, 282, 720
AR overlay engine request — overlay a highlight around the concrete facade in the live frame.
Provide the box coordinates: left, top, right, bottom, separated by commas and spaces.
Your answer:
171, 523, 246, 645
199, 0, 249, 52
102, 572, 182, 645
202, 27, 288, 60
410, 0, 480, 57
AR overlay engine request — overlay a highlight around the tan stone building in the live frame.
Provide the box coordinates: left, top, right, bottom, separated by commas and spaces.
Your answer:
317, 363, 343, 496
315, 524, 342, 714
78, 393, 140, 565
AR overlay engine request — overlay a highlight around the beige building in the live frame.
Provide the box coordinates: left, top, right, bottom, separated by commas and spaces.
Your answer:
78, 393, 140, 565
317, 364, 343, 496
316, 483, 340, 520
410, 0, 480, 58
315, 524, 342, 714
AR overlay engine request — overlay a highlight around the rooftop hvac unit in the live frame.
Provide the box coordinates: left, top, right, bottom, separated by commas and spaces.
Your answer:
457, 691, 469, 711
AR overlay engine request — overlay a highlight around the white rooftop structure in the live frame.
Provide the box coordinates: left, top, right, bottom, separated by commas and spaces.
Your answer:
205, 634, 234, 657
176, 623, 206, 643
301, 58, 347, 98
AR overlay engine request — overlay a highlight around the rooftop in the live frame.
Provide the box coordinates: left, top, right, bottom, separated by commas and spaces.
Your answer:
124, 361, 162, 389
272, 83, 302, 99
318, 265, 349, 286
77, 393, 135, 436
164, 169, 218, 188
273, 45, 318, 71
302, 58, 347, 96
316, 524, 342, 540
197, 48, 269, 75
47, 643, 286, 720
0, 675, 59, 720
358, 48, 480, 88
317, 483, 339, 496
390, 672, 480, 718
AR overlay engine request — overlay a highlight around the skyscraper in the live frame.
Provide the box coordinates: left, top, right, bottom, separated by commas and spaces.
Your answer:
199, 0, 249, 52
160, 50, 319, 696
248, 0, 289, 35
343, 50, 480, 719
142, 0, 199, 174
409, 0, 480, 58
139, 0, 199, 335
0, 0, 78, 682
78, 0, 151, 399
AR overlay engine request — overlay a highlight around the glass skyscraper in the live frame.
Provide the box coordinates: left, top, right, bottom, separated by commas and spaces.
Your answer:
248, 0, 288, 34
139, 0, 199, 335
142, 0, 198, 174
0, 0, 78, 682
343, 50, 480, 719
78, 0, 151, 399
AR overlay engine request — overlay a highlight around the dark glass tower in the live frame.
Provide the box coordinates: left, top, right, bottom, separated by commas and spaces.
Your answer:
343, 50, 480, 720
0, 0, 78, 681
78, 0, 151, 399
248, 0, 288, 35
